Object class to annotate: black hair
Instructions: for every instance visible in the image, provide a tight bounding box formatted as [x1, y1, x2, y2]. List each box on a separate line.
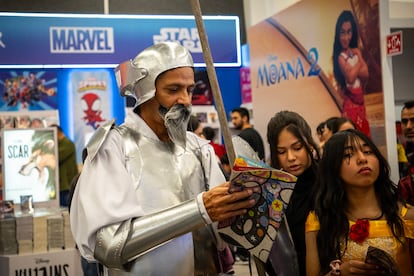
[267, 110, 320, 169]
[202, 126, 216, 141]
[220, 154, 229, 165]
[314, 129, 404, 273]
[231, 107, 250, 122]
[187, 115, 200, 132]
[332, 117, 356, 133]
[316, 121, 326, 136]
[50, 124, 63, 133]
[333, 10, 359, 90]
[324, 116, 340, 132]
[402, 100, 414, 111]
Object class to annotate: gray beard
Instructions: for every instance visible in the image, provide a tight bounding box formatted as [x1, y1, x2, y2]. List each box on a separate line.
[159, 104, 192, 149]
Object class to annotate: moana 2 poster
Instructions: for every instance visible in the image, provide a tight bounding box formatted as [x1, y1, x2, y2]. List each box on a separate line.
[248, 0, 386, 156]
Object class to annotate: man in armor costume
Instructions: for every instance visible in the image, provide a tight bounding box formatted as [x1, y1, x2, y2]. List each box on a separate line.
[70, 42, 255, 275]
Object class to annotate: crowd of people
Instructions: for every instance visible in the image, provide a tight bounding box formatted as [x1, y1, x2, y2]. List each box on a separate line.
[65, 41, 414, 276]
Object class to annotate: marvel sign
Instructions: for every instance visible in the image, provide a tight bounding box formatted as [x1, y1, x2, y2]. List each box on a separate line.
[386, 31, 403, 56]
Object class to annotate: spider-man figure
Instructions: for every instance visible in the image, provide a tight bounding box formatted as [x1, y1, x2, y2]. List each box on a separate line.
[81, 93, 105, 129]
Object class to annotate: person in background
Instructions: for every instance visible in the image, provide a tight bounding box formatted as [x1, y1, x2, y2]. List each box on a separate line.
[219, 154, 232, 180]
[316, 121, 326, 145]
[396, 120, 410, 179]
[333, 10, 371, 138]
[333, 116, 356, 133]
[397, 137, 409, 179]
[317, 116, 338, 156]
[306, 129, 414, 275]
[187, 114, 204, 138]
[202, 126, 226, 160]
[401, 100, 414, 166]
[322, 116, 339, 142]
[50, 124, 78, 207]
[398, 100, 414, 205]
[319, 117, 356, 156]
[231, 107, 265, 161]
[70, 42, 254, 275]
[263, 110, 320, 275]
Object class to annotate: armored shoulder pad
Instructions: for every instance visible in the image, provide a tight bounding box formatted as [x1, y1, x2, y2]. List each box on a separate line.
[85, 119, 116, 162]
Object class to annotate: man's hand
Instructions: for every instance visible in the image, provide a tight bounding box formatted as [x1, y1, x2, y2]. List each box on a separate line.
[203, 182, 256, 222]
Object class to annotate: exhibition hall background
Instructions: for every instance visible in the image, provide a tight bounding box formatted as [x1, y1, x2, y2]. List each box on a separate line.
[1, 0, 414, 182]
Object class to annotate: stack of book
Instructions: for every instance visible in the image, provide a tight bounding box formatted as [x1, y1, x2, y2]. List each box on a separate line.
[33, 214, 48, 253]
[16, 214, 33, 254]
[61, 210, 76, 249]
[0, 217, 18, 254]
[47, 214, 64, 251]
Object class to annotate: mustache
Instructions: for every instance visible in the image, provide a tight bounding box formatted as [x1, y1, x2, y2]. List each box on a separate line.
[159, 104, 192, 148]
[160, 104, 191, 127]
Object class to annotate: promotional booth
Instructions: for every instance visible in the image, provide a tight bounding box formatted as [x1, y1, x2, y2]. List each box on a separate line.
[0, 12, 242, 275]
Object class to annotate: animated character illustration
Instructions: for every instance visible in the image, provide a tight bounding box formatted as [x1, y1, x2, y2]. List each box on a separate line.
[2, 72, 56, 109]
[19, 130, 57, 201]
[81, 92, 105, 129]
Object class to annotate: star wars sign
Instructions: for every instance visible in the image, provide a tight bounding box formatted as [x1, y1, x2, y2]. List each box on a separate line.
[386, 31, 403, 56]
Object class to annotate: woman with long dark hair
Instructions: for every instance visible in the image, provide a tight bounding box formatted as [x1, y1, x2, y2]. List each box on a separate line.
[306, 129, 414, 275]
[264, 110, 320, 275]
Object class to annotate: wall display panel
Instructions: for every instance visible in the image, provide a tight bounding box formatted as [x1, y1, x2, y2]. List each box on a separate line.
[0, 13, 241, 68]
[0, 70, 58, 111]
[57, 68, 125, 164]
[248, 0, 387, 157]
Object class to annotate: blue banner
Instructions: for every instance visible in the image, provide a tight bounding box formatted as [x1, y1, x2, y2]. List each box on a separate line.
[0, 13, 240, 68]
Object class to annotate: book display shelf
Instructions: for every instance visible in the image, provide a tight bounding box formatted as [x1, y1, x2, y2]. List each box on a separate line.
[0, 208, 82, 276]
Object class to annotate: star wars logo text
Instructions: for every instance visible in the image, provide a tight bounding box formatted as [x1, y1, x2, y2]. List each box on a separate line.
[50, 27, 114, 53]
[153, 28, 202, 52]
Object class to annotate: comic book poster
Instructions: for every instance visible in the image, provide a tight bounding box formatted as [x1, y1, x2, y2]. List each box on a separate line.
[1, 128, 59, 209]
[0, 70, 58, 111]
[218, 156, 297, 262]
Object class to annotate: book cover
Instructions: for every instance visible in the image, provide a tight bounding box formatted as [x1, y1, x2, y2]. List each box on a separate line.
[365, 246, 400, 275]
[218, 155, 297, 262]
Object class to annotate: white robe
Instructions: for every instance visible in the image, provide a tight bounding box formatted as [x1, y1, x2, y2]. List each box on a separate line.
[70, 111, 225, 275]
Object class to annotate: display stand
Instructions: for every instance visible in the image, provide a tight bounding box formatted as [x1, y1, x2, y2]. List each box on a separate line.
[0, 248, 82, 276]
[0, 206, 82, 275]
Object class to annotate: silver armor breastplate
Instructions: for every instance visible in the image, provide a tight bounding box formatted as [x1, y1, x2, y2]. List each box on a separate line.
[116, 125, 206, 210]
[101, 125, 209, 276]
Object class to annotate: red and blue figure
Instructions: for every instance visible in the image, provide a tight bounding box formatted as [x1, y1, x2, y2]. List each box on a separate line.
[81, 92, 105, 130]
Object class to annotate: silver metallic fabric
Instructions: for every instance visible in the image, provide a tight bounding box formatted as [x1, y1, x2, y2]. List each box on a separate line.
[86, 118, 115, 161]
[79, 117, 223, 275]
[94, 199, 205, 270]
[114, 42, 194, 106]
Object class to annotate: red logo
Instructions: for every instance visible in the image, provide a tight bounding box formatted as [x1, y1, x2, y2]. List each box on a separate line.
[386, 31, 403, 56]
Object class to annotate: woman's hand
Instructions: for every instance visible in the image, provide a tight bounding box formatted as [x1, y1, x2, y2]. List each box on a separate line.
[338, 260, 383, 275]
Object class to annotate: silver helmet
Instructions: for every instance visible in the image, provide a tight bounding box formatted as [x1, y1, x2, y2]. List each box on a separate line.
[115, 42, 194, 106]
